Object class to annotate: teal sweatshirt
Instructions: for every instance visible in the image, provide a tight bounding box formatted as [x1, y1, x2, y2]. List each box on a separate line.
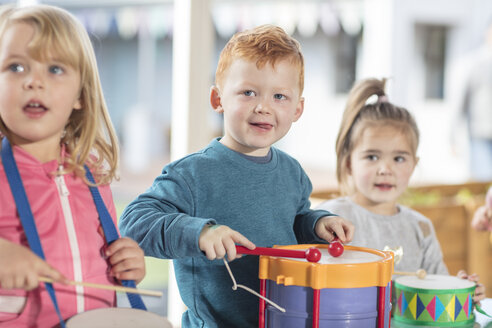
[119, 138, 334, 327]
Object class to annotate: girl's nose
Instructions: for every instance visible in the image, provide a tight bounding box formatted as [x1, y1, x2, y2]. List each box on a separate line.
[377, 162, 392, 175]
[24, 72, 44, 90]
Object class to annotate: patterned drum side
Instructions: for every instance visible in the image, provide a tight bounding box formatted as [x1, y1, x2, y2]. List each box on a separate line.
[393, 274, 475, 327]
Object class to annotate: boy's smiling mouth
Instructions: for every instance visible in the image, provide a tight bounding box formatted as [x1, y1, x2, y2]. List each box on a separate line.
[250, 122, 273, 130]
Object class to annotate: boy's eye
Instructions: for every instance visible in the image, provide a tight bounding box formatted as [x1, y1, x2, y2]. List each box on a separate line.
[8, 63, 24, 73]
[274, 94, 286, 100]
[49, 65, 64, 74]
[243, 90, 255, 97]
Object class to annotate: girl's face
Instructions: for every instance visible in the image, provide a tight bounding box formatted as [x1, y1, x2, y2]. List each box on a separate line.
[0, 22, 81, 162]
[348, 125, 418, 215]
[210, 58, 304, 156]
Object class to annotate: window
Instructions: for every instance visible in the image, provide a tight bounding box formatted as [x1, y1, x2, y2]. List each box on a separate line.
[415, 24, 448, 100]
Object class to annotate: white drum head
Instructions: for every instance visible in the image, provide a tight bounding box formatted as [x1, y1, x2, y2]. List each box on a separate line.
[294, 248, 382, 264]
[66, 308, 172, 328]
[395, 274, 476, 290]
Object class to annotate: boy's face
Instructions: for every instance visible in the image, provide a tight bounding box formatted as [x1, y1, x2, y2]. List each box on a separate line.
[210, 58, 304, 156]
[0, 22, 81, 159]
[348, 125, 418, 215]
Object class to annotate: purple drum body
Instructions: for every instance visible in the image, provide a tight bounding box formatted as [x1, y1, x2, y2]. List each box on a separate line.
[266, 282, 391, 328]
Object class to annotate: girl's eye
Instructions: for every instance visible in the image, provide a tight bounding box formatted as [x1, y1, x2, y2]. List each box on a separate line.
[367, 154, 378, 161]
[8, 63, 24, 73]
[394, 156, 405, 163]
[243, 90, 255, 97]
[274, 94, 286, 100]
[49, 65, 64, 75]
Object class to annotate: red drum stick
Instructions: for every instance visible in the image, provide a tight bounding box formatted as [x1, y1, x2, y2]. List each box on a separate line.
[236, 245, 321, 263]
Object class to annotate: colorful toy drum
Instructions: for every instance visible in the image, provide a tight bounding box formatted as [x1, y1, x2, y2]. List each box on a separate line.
[258, 244, 394, 328]
[66, 308, 172, 328]
[393, 274, 476, 327]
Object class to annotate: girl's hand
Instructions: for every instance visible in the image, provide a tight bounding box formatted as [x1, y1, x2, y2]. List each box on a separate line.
[315, 216, 355, 244]
[457, 270, 485, 304]
[199, 224, 255, 262]
[106, 237, 146, 284]
[471, 205, 492, 231]
[0, 238, 65, 290]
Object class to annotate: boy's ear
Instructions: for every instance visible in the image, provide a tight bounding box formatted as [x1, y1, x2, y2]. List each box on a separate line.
[292, 97, 304, 122]
[210, 86, 223, 113]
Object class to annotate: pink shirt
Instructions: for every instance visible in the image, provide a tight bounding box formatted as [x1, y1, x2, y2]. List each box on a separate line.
[0, 145, 117, 327]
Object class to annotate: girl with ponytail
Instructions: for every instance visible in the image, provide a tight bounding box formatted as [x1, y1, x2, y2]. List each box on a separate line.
[317, 78, 485, 303]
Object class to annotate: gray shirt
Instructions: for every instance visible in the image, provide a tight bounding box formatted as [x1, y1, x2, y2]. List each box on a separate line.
[316, 197, 448, 275]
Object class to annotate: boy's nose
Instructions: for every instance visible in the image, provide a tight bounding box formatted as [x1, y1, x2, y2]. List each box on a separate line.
[254, 101, 271, 115]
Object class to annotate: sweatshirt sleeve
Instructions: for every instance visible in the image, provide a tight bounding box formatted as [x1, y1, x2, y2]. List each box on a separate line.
[119, 165, 215, 259]
[293, 169, 336, 244]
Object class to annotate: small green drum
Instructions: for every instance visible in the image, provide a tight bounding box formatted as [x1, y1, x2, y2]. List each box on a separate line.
[393, 274, 475, 327]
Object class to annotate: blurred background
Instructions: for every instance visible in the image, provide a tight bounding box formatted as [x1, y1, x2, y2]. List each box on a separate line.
[5, 0, 492, 325]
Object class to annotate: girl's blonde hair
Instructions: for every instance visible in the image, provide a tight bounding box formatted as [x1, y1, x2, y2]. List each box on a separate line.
[336, 78, 419, 195]
[0, 4, 118, 185]
[215, 24, 304, 94]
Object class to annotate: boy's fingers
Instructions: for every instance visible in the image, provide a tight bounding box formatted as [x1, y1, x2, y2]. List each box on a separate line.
[317, 228, 335, 242]
[233, 232, 255, 250]
[331, 225, 347, 243]
[224, 239, 238, 261]
[203, 245, 216, 260]
[213, 243, 226, 259]
[344, 223, 354, 242]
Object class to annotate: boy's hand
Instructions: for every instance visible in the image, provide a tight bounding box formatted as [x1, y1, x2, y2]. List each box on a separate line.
[457, 270, 485, 304]
[471, 205, 492, 231]
[199, 224, 255, 261]
[315, 216, 354, 244]
[106, 237, 146, 284]
[0, 238, 66, 290]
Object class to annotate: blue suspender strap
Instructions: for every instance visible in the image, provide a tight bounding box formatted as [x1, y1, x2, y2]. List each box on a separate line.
[84, 166, 147, 310]
[1, 138, 66, 327]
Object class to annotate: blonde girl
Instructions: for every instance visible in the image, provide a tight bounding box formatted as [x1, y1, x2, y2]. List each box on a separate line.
[317, 78, 485, 303]
[0, 4, 145, 326]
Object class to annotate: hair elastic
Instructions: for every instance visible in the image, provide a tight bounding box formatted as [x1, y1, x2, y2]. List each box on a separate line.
[378, 95, 389, 103]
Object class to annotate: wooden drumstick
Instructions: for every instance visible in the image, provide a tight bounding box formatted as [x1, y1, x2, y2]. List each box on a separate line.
[394, 269, 427, 279]
[235, 245, 321, 262]
[38, 277, 163, 297]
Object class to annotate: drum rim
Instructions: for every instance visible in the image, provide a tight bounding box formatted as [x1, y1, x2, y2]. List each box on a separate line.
[67, 307, 168, 322]
[394, 275, 476, 294]
[258, 244, 394, 289]
[393, 315, 476, 327]
[394, 282, 476, 294]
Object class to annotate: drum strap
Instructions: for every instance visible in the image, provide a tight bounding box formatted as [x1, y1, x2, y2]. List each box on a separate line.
[84, 167, 147, 310]
[1, 137, 146, 328]
[1, 137, 66, 327]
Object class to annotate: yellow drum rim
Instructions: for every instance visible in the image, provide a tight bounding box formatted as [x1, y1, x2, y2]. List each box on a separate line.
[258, 244, 394, 289]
